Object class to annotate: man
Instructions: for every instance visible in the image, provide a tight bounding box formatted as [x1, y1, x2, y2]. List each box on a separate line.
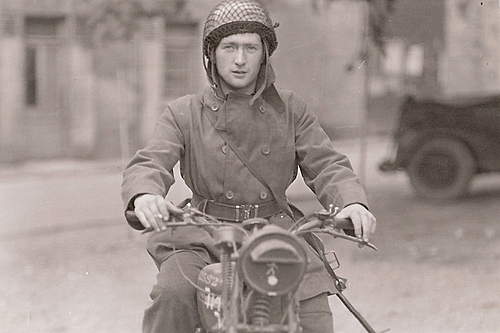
[121, 1, 376, 332]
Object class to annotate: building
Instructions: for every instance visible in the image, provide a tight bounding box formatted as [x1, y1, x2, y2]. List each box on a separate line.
[369, 0, 500, 133]
[2, 0, 498, 163]
[0, 0, 196, 162]
[0, 0, 370, 163]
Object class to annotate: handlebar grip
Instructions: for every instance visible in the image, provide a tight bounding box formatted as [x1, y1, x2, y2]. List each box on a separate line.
[125, 210, 141, 224]
[332, 218, 354, 230]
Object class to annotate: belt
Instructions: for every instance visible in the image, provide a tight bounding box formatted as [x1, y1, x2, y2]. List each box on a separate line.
[192, 194, 282, 223]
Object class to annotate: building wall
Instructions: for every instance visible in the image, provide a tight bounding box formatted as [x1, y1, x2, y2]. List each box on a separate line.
[0, 0, 170, 162]
[0, 0, 96, 162]
[441, 0, 500, 96]
[0, 2, 25, 162]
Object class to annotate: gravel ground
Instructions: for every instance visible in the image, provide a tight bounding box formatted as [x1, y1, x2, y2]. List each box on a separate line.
[1, 136, 500, 333]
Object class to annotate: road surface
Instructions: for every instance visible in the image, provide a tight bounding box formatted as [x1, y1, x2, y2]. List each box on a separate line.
[1, 136, 500, 333]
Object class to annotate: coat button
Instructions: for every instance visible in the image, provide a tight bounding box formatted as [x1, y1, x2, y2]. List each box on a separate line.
[225, 191, 234, 199]
[210, 104, 219, 112]
[261, 145, 270, 155]
[221, 143, 228, 154]
[260, 191, 268, 200]
[259, 105, 265, 113]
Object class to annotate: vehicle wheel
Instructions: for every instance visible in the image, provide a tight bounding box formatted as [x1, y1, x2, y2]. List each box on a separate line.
[406, 138, 476, 200]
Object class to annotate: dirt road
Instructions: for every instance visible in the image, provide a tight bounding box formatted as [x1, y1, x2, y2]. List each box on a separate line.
[1, 136, 499, 333]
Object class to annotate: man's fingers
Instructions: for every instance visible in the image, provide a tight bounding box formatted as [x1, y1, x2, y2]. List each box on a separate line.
[133, 194, 177, 231]
[360, 214, 370, 242]
[362, 211, 376, 238]
[350, 213, 362, 239]
[166, 200, 184, 215]
[370, 215, 377, 234]
[156, 196, 170, 222]
[143, 209, 162, 231]
[150, 204, 167, 231]
[135, 210, 151, 230]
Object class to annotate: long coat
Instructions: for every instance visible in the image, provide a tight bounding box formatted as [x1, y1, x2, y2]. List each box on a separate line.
[121, 84, 368, 300]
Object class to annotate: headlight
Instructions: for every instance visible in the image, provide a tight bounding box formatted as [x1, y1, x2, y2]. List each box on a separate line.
[237, 225, 307, 296]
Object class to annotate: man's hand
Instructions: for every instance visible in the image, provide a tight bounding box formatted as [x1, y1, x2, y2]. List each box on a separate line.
[133, 194, 184, 231]
[336, 203, 376, 242]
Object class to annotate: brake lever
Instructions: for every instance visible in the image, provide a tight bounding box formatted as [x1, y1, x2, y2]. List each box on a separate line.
[315, 205, 340, 220]
[140, 211, 188, 234]
[295, 219, 323, 233]
[322, 226, 378, 251]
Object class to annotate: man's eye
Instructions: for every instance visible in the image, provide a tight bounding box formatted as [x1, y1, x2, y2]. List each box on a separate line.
[223, 45, 235, 50]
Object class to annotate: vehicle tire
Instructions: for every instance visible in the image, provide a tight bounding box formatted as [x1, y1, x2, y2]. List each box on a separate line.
[406, 138, 476, 200]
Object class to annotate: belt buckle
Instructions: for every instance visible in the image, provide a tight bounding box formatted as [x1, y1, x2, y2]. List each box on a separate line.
[243, 204, 252, 220]
[236, 204, 257, 221]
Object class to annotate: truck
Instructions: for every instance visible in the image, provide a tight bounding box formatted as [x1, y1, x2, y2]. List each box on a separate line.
[379, 94, 500, 200]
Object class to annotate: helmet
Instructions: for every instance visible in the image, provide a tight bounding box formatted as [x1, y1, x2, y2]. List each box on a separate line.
[202, 0, 278, 59]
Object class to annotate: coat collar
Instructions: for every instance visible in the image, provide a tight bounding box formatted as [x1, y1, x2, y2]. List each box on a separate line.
[201, 82, 285, 114]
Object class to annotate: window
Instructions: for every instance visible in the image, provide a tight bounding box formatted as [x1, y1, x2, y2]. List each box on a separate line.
[25, 46, 38, 106]
[24, 16, 64, 37]
[23, 16, 64, 107]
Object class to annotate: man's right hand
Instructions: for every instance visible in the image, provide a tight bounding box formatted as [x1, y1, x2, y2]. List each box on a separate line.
[133, 194, 184, 231]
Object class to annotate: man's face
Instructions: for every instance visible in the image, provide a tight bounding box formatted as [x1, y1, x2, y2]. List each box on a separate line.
[215, 33, 264, 94]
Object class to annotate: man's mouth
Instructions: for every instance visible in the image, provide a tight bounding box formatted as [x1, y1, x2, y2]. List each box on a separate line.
[232, 70, 247, 75]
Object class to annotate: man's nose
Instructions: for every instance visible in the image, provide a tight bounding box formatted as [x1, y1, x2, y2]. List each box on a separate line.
[234, 48, 246, 65]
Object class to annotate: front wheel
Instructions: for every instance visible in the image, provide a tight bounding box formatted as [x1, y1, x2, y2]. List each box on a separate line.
[406, 138, 476, 200]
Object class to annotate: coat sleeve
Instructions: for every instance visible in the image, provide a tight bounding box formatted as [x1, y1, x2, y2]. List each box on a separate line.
[121, 105, 185, 229]
[292, 94, 368, 210]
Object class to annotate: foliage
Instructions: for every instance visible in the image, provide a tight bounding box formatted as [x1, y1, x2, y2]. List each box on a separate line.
[367, 0, 396, 51]
[314, 0, 396, 52]
[81, 0, 187, 42]
[83, 0, 394, 50]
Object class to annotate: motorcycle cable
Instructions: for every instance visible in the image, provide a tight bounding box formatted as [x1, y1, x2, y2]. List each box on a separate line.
[314, 236, 381, 333]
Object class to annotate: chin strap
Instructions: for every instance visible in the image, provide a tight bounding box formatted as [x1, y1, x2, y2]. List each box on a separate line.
[250, 39, 270, 105]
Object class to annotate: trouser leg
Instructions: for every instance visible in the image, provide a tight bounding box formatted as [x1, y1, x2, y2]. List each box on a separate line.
[299, 293, 334, 333]
[143, 251, 208, 333]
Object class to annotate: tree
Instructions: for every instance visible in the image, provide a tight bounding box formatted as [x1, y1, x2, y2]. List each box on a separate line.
[80, 0, 187, 43]
[313, 0, 396, 52]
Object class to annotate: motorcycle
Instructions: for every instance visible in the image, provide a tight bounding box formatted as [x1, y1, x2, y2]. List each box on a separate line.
[127, 204, 379, 333]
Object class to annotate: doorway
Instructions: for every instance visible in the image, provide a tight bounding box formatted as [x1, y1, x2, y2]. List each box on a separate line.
[23, 16, 68, 159]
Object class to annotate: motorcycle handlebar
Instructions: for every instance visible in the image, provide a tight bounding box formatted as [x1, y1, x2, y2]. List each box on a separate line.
[125, 208, 376, 250]
[327, 218, 353, 230]
[125, 209, 353, 231]
[125, 210, 143, 226]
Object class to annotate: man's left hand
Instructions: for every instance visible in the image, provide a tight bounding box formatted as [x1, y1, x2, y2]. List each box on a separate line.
[336, 203, 376, 242]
